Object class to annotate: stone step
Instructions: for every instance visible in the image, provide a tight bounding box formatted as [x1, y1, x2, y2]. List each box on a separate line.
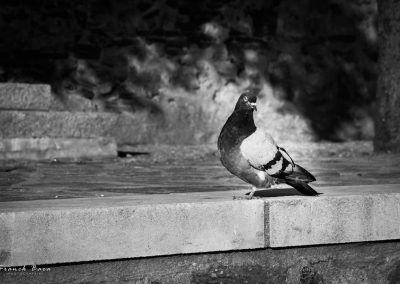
[0, 110, 166, 145]
[0, 137, 117, 160]
[0, 83, 54, 110]
[0, 83, 98, 111]
[0, 110, 119, 139]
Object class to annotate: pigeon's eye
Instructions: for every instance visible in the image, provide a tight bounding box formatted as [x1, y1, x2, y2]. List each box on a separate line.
[243, 96, 248, 102]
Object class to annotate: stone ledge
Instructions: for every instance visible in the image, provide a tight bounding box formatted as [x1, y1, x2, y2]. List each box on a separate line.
[0, 184, 399, 266]
[0, 137, 117, 160]
[0, 197, 265, 266]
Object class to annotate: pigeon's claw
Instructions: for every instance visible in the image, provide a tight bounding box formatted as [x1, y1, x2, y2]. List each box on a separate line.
[232, 186, 259, 200]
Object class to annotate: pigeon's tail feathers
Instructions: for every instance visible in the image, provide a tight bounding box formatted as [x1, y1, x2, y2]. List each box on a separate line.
[285, 179, 320, 196]
[290, 164, 316, 183]
[283, 163, 318, 196]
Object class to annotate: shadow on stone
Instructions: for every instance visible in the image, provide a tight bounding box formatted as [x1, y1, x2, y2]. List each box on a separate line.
[117, 151, 150, 158]
[249, 188, 305, 197]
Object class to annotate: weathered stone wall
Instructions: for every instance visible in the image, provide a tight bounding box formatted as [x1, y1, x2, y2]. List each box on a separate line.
[1, 242, 399, 283]
[0, 0, 377, 144]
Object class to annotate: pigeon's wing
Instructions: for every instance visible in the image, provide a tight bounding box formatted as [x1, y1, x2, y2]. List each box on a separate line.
[240, 129, 319, 196]
[240, 129, 295, 177]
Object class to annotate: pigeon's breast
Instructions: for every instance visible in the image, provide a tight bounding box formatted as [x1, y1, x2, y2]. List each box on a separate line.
[240, 129, 277, 169]
[218, 112, 268, 187]
[220, 145, 270, 188]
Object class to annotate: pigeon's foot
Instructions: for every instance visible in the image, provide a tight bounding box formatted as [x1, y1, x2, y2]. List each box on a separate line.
[233, 186, 260, 200]
[248, 186, 257, 199]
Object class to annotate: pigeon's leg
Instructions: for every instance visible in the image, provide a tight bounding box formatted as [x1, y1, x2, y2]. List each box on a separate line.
[247, 186, 257, 199]
[232, 186, 259, 200]
[265, 176, 279, 188]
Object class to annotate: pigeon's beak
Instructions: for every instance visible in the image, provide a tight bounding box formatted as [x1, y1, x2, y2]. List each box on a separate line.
[250, 102, 257, 111]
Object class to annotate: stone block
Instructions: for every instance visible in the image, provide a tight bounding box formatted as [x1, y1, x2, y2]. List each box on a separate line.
[0, 137, 117, 160]
[267, 185, 400, 247]
[0, 111, 119, 139]
[0, 83, 53, 110]
[0, 199, 265, 266]
[0, 110, 164, 145]
[0, 83, 101, 112]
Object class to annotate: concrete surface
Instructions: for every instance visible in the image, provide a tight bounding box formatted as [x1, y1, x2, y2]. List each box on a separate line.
[3, 150, 400, 202]
[0, 137, 117, 160]
[1, 184, 400, 266]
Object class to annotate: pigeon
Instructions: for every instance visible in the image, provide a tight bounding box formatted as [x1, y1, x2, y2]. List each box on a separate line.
[217, 89, 319, 198]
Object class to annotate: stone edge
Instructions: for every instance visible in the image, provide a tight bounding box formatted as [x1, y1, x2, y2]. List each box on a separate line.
[1, 184, 400, 266]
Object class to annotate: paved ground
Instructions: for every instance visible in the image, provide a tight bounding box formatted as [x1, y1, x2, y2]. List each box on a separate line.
[0, 141, 399, 202]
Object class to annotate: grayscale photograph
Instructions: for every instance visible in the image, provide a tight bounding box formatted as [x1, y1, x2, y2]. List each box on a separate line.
[0, 0, 399, 283]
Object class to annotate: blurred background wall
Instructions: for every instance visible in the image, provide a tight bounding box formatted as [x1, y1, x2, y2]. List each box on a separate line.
[0, 0, 377, 144]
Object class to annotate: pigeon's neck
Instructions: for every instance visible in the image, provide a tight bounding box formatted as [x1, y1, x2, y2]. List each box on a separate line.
[218, 109, 256, 152]
[229, 109, 256, 136]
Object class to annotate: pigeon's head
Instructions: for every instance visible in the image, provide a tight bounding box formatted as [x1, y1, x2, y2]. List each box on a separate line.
[235, 89, 258, 111]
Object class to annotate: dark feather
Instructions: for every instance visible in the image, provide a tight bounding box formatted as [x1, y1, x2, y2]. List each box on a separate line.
[284, 179, 320, 196]
[262, 150, 282, 170]
[291, 164, 316, 183]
